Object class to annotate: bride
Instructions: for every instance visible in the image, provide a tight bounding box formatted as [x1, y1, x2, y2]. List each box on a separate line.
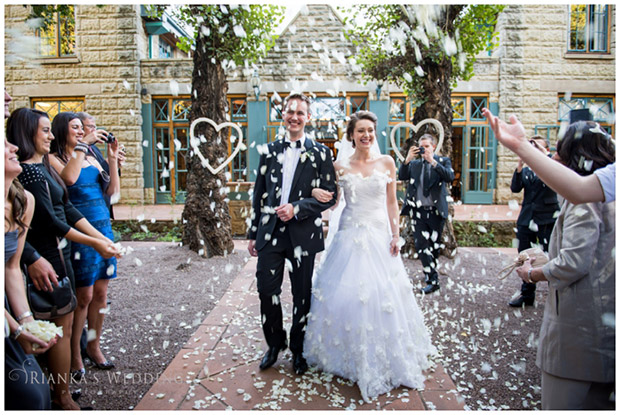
[303, 111, 436, 402]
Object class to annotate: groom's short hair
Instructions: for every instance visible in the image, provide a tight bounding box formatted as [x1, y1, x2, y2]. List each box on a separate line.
[283, 93, 312, 113]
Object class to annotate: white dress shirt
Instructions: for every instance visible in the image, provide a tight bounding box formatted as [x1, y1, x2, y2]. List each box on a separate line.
[280, 135, 305, 205]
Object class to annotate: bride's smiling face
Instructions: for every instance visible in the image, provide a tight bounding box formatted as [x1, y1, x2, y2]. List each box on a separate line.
[352, 119, 375, 149]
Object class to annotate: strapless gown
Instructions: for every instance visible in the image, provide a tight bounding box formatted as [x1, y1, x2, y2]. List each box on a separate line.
[68, 165, 116, 287]
[303, 170, 436, 402]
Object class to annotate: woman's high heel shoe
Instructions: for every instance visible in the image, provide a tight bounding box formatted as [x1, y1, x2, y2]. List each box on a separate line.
[85, 352, 115, 370]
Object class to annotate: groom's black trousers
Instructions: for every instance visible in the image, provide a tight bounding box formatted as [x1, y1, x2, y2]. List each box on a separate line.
[255, 220, 315, 355]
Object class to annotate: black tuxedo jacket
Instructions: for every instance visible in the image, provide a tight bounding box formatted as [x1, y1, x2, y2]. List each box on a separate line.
[511, 166, 559, 227]
[248, 138, 337, 254]
[398, 154, 454, 219]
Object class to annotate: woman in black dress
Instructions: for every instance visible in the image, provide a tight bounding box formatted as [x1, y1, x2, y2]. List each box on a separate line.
[7, 108, 120, 410]
[5, 137, 58, 410]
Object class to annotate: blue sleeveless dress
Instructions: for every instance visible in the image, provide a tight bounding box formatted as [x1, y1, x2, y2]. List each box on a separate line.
[67, 165, 117, 287]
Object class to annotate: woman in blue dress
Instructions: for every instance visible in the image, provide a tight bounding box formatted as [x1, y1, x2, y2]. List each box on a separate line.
[50, 112, 120, 378]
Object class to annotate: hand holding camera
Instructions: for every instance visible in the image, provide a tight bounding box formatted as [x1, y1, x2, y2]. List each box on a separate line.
[82, 129, 110, 146]
[103, 132, 116, 144]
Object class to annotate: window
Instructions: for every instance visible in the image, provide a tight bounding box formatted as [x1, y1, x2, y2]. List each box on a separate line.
[31, 98, 84, 119]
[389, 96, 417, 122]
[387, 95, 420, 168]
[534, 94, 615, 149]
[267, 94, 368, 155]
[227, 96, 248, 182]
[568, 5, 610, 53]
[151, 96, 247, 202]
[34, 5, 75, 57]
[158, 39, 172, 58]
[151, 98, 191, 203]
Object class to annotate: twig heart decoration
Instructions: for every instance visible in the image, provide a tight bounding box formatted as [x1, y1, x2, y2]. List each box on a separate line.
[189, 117, 244, 175]
[389, 119, 444, 162]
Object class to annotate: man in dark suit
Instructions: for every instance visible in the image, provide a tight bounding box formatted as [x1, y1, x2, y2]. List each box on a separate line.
[509, 136, 559, 307]
[247, 93, 337, 375]
[399, 133, 454, 294]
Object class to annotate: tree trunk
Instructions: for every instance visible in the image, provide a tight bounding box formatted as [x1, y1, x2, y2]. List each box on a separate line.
[402, 42, 459, 258]
[181, 27, 235, 258]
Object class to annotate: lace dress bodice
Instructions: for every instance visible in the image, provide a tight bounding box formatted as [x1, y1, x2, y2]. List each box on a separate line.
[338, 170, 391, 234]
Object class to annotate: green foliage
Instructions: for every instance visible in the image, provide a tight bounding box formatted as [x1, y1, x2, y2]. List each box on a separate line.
[27, 5, 74, 29]
[453, 221, 513, 248]
[144, 4, 284, 65]
[112, 221, 182, 242]
[340, 5, 505, 99]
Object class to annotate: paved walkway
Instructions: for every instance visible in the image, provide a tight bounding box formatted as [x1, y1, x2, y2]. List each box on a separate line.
[114, 203, 518, 223]
[135, 240, 467, 410]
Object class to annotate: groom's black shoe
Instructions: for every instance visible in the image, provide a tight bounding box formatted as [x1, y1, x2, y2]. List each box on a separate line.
[259, 343, 286, 370]
[293, 354, 308, 375]
[421, 283, 440, 294]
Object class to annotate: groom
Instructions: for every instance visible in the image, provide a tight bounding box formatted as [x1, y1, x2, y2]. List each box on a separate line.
[247, 93, 337, 375]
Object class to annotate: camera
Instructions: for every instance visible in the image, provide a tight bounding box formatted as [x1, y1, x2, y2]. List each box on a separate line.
[418, 147, 425, 155]
[104, 132, 116, 143]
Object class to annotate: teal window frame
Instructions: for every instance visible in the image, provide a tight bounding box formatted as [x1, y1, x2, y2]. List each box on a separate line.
[568, 5, 610, 53]
[558, 96, 615, 123]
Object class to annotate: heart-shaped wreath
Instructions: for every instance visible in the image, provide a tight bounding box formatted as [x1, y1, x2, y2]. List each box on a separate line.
[389, 118, 444, 162]
[189, 117, 244, 175]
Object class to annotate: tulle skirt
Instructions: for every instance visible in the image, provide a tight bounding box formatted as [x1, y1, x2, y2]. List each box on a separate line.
[304, 224, 436, 402]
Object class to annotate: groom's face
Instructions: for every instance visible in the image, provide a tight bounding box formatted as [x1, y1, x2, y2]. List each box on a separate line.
[283, 98, 311, 137]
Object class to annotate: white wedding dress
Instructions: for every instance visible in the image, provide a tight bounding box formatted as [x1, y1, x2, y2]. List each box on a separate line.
[304, 167, 436, 402]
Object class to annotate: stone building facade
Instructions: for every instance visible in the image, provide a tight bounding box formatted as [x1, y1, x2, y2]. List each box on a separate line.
[4, 4, 616, 216]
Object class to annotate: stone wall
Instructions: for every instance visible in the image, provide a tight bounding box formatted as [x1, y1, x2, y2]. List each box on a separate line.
[5, 4, 615, 209]
[492, 4, 615, 202]
[5, 4, 146, 204]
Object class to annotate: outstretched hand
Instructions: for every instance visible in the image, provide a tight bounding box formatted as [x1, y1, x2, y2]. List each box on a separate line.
[482, 108, 527, 153]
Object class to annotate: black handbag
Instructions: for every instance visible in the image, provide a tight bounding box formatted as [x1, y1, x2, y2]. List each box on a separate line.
[26, 180, 77, 319]
[27, 275, 77, 319]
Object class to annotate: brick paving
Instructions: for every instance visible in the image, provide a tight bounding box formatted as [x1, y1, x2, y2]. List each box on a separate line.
[134, 240, 467, 410]
[124, 205, 514, 410]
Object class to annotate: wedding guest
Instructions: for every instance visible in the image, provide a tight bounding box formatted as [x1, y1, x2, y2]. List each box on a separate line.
[75, 111, 125, 362]
[508, 136, 558, 307]
[4, 91, 57, 410]
[75, 111, 125, 218]
[50, 112, 120, 378]
[7, 107, 119, 410]
[482, 108, 615, 204]
[399, 133, 454, 294]
[515, 121, 615, 409]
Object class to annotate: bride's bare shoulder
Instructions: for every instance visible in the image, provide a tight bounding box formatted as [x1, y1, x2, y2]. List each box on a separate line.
[378, 155, 396, 169]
